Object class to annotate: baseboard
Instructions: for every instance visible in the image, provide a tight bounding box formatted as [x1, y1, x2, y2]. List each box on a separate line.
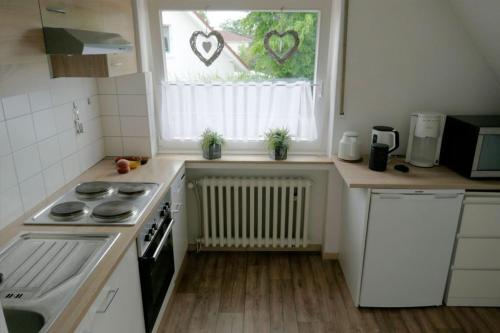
[187, 243, 322, 252]
[322, 252, 339, 260]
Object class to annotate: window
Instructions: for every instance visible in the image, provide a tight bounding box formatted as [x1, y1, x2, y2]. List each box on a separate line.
[151, 2, 333, 154]
[162, 24, 171, 53]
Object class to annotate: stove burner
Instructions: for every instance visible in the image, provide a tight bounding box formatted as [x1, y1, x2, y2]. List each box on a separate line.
[50, 201, 88, 220]
[92, 201, 136, 222]
[75, 182, 112, 197]
[118, 184, 147, 196]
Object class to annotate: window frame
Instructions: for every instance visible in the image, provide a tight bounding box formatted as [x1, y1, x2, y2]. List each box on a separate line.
[148, 0, 335, 155]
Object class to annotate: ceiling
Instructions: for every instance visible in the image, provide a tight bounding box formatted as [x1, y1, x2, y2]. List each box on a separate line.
[450, 0, 500, 83]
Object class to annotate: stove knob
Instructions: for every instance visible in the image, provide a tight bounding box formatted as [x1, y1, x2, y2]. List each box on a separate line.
[149, 229, 155, 236]
[151, 223, 158, 230]
[144, 234, 152, 241]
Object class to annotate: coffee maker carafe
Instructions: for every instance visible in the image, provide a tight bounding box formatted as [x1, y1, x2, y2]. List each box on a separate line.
[405, 113, 446, 167]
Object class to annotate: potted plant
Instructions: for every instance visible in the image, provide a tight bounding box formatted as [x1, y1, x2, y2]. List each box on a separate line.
[265, 127, 291, 161]
[201, 128, 225, 160]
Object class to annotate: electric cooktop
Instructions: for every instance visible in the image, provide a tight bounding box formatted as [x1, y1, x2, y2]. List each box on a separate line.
[25, 181, 162, 226]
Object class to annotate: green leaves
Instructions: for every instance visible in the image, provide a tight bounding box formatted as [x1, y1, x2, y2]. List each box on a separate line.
[200, 128, 225, 150]
[265, 128, 291, 151]
[223, 12, 318, 81]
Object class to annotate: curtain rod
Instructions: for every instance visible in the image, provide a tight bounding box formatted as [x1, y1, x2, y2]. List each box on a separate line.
[162, 82, 322, 87]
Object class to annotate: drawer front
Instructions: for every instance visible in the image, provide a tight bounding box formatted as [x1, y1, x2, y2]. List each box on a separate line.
[459, 204, 500, 236]
[453, 238, 500, 269]
[447, 270, 500, 299]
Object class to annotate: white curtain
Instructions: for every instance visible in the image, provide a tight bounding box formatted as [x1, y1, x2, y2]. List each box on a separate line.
[160, 81, 317, 141]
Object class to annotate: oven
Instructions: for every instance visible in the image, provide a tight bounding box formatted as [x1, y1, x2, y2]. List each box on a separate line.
[137, 197, 175, 333]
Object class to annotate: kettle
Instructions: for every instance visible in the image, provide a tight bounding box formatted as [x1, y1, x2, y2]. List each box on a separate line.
[371, 126, 399, 154]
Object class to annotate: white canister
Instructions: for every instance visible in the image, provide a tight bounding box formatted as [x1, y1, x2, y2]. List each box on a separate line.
[338, 131, 361, 161]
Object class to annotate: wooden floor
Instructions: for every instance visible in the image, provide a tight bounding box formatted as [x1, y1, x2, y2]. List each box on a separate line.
[159, 252, 500, 333]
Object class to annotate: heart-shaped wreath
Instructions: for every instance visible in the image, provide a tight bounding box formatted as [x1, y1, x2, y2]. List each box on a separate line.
[264, 30, 300, 65]
[189, 31, 225, 67]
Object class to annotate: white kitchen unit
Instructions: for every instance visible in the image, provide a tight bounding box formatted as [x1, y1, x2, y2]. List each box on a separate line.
[340, 186, 464, 307]
[171, 168, 188, 277]
[446, 192, 500, 306]
[76, 244, 145, 333]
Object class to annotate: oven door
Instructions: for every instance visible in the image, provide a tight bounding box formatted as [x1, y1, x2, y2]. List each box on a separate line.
[138, 219, 175, 333]
[471, 129, 500, 178]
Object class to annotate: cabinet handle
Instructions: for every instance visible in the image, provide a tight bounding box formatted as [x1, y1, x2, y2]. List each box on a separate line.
[96, 288, 119, 314]
[111, 62, 124, 67]
[46, 7, 66, 14]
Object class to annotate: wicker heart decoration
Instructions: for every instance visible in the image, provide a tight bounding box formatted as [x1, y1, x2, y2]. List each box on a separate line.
[190, 31, 225, 67]
[264, 30, 300, 65]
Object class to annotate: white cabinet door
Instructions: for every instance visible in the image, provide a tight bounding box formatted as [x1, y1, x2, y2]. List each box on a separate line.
[171, 169, 188, 274]
[76, 244, 145, 333]
[360, 190, 463, 307]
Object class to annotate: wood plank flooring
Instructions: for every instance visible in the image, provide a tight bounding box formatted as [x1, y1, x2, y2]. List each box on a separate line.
[158, 252, 500, 333]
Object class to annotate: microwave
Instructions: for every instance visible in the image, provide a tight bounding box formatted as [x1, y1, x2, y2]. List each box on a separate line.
[440, 115, 500, 178]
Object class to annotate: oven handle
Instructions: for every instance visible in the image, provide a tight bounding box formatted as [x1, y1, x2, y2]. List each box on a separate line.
[151, 220, 174, 261]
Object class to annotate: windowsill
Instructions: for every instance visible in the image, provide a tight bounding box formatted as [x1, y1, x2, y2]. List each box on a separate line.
[156, 153, 334, 164]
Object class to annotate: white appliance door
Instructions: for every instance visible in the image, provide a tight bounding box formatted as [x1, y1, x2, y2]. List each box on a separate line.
[359, 190, 463, 307]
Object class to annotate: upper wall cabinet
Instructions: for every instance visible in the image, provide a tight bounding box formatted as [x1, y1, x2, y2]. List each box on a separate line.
[39, 0, 137, 77]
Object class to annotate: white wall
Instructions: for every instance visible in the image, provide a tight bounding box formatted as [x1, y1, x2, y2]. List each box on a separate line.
[450, 0, 500, 84]
[332, 0, 500, 155]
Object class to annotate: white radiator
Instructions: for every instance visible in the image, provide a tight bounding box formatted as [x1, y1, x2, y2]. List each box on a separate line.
[198, 177, 312, 248]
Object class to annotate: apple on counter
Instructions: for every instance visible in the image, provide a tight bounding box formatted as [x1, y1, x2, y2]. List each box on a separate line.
[114, 156, 148, 174]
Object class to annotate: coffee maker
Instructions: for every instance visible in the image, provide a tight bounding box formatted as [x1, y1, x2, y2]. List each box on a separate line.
[405, 113, 446, 167]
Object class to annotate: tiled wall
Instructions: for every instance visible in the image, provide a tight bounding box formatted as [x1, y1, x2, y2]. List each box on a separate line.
[98, 72, 157, 157]
[0, 78, 104, 228]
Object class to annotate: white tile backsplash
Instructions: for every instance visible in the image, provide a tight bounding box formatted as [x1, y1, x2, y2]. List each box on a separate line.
[118, 95, 148, 116]
[0, 155, 18, 192]
[38, 136, 61, 169]
[103, 137, 123, 156]
[99, 72, 155, 157]
[122, 137, 152, 156]
[6, 114, 36, 151]
[43, 162, 65, 195]
[20, 173, 46, 212]
[97, 78, 117, 95]
[62, 153, 81, 182]
[0, 186, 23, 227]
[102, 116, 122, 136]
[0, 77, 104, 229]
[58, 129, 78, 158]
[0, 122, 11, 156]
[120, 116, 149, 137]
[13, 145, 42, 182]
[2, 94, 31, 119]
[33, 108, 57, 141]
[29, 90, 52, 112]
[53, 103, 74, 133]
[116, 73, 147, 95]
[99, 95, 119, 115]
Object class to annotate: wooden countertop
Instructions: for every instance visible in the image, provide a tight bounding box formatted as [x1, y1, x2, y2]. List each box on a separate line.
[0, 153, 333, 332]
[333, 156, 500, 190]
[0, 156, 185, 333]
[2, 153, 499, 331]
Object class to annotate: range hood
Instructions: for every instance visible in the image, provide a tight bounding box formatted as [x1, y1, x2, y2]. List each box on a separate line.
[43, 27, 133, 55]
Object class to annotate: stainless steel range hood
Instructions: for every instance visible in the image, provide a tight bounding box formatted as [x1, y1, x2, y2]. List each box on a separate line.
[43, 27, 133, 55]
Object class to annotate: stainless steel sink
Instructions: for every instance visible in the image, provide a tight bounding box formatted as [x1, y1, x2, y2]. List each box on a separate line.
[0, 232, 119, 333]
[4, 309, 45, 333]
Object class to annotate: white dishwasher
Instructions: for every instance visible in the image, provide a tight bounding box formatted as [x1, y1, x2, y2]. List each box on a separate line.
[359, 189, 464, 307]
